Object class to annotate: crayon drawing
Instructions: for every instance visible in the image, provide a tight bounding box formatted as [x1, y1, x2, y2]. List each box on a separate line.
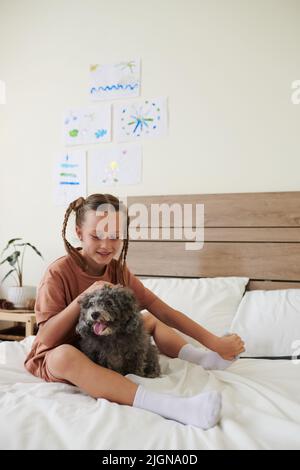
[0, 80, 6, 104]
[114, 97, 168, 142]
[89, 144, 142, 186]
[54, 150, 86, 205]
[89, 59, 141, 101]
[63, 105, 111, 145]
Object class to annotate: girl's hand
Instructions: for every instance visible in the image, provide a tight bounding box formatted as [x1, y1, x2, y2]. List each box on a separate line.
[78, 280, 114, 300]
[214, 334, 245, 360]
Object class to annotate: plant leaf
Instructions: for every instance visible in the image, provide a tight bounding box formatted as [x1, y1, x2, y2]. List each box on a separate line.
[0, 238, 22, 256]
[5, 251, 21, 267]
[0, 252, 20, 266]
[0, 269, 16, 284]
[27, 243, 43, 259]
[14, 242, 43, 258]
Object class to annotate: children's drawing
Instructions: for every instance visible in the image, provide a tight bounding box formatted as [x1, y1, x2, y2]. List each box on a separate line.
[54, 150, 86, 205]
[89, 59, 141, 101]
[63, 105, 111, 145]
[89, 144, 142, 185]
[114, 97, 168, 142]
[0, 80, 6, 104]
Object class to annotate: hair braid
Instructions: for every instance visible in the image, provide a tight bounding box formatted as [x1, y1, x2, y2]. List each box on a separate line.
[114, 207, 130, 285]
[62, 197, 87, 271]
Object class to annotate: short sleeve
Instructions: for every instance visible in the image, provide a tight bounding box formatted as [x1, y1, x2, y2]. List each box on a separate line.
[34, 268, 68, 326]
[124, 265, 158, 311]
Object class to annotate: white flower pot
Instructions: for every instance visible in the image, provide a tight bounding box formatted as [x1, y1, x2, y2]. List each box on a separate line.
[7, 286, 36, 309]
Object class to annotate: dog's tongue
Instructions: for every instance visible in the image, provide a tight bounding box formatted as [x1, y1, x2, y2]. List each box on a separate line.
[93, 322, 107, 335]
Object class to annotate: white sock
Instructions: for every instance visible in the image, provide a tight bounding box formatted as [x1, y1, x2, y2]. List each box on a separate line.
[132, 384, 221, 430]
[178, 343, 236, 370]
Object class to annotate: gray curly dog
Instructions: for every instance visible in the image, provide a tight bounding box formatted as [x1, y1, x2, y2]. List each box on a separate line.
[76, 284, 161, 378]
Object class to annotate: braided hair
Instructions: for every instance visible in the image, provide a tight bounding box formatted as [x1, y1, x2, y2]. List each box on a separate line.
[62, 194, 129, 286]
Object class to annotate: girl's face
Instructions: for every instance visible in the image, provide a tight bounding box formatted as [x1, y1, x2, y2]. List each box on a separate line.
[76, 210, 125, 274]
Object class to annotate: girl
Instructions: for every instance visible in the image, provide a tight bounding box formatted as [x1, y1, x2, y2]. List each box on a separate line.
[24, 193, 245, 430]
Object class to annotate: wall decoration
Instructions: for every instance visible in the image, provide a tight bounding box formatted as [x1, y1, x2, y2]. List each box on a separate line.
[89, 59, 141, 101]
[63, 105, 111, 145]
[54, 150, 86, 205]
[114, 97, 168, 142]
[89, 143, 142, 185]
[0, 80, 6, 104]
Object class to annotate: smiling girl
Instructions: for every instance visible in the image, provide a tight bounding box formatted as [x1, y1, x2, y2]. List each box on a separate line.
[24, 193, 244, 429]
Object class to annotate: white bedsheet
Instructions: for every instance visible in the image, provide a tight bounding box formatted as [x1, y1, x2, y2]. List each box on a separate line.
[0, 337, 299, 450]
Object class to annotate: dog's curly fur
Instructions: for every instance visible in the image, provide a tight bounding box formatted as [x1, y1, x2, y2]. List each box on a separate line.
[76, 285, 161, 378]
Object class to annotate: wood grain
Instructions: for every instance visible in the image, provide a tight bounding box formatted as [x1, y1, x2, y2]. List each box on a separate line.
[125, 191, 300, 289]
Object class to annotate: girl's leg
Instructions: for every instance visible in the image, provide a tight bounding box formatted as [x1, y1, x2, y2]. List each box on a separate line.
[46, 344, 138, 405]
[46, 343, 221, 429]
[143, 313, 236, 370]
[142, 312, 188, 357]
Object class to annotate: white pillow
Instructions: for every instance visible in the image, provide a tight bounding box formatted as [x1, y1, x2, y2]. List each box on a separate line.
[139, 276, 249, 347]
[229, 289, 300, 357]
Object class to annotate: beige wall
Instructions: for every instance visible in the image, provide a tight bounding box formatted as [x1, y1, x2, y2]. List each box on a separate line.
[0, 0, 300, 294]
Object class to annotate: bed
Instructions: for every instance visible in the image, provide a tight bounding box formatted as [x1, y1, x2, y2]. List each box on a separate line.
[1, 191, 300, 450]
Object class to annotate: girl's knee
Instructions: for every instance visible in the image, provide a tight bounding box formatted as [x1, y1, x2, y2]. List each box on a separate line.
[142, 312, 158, 334]
[47, 344, 78, 377]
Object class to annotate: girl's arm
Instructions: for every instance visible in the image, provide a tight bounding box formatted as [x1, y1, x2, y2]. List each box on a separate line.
[37, 296, 82, 348]
[147, 297, 244, 359]
[37, 280, 113, 348]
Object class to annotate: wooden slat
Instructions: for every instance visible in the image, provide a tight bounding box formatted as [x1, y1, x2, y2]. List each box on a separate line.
[127, 241, 300, 281]
[127, 191, 300, 227]
[128, 227, 300, 242]
[0, 312, 36, 322]
[204, 228, 300, 242]
[248, 281, 300, 290]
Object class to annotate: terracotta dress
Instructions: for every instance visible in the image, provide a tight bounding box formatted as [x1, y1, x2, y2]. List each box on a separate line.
[24, 249, 158, 384]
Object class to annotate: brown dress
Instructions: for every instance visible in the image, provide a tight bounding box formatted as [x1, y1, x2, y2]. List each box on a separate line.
[24, 249, 158, 384]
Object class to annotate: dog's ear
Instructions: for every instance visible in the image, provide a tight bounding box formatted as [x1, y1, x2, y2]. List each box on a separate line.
[114, 286, 139, 311]
[78, 293, 92, 311]
[124, 315, 140, 334]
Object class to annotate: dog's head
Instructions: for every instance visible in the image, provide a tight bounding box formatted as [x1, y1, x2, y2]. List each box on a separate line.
[76, 284, 140, 338]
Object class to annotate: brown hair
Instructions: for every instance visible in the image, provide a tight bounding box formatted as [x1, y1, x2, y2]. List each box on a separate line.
[62, 194, 129, 285]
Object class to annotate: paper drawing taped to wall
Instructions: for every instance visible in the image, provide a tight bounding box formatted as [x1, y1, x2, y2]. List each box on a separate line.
[89, 59, 141, 101]
[89, 144, 142, 185]
[54, 150, 86, 206]
[63, 105, 111, 145]
[114, 97, 168, 142]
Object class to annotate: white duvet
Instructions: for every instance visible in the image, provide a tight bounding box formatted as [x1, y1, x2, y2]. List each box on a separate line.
[0, 336, 300, 450]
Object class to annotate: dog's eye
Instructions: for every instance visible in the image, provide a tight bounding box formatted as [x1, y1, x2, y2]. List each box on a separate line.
[84, 302, 96, 312]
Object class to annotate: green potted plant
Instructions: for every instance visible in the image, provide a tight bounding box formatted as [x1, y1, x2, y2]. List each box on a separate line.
[0, 238, 43, 308]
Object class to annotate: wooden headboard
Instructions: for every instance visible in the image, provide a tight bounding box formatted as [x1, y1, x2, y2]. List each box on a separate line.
[126, 191, 300, 290]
